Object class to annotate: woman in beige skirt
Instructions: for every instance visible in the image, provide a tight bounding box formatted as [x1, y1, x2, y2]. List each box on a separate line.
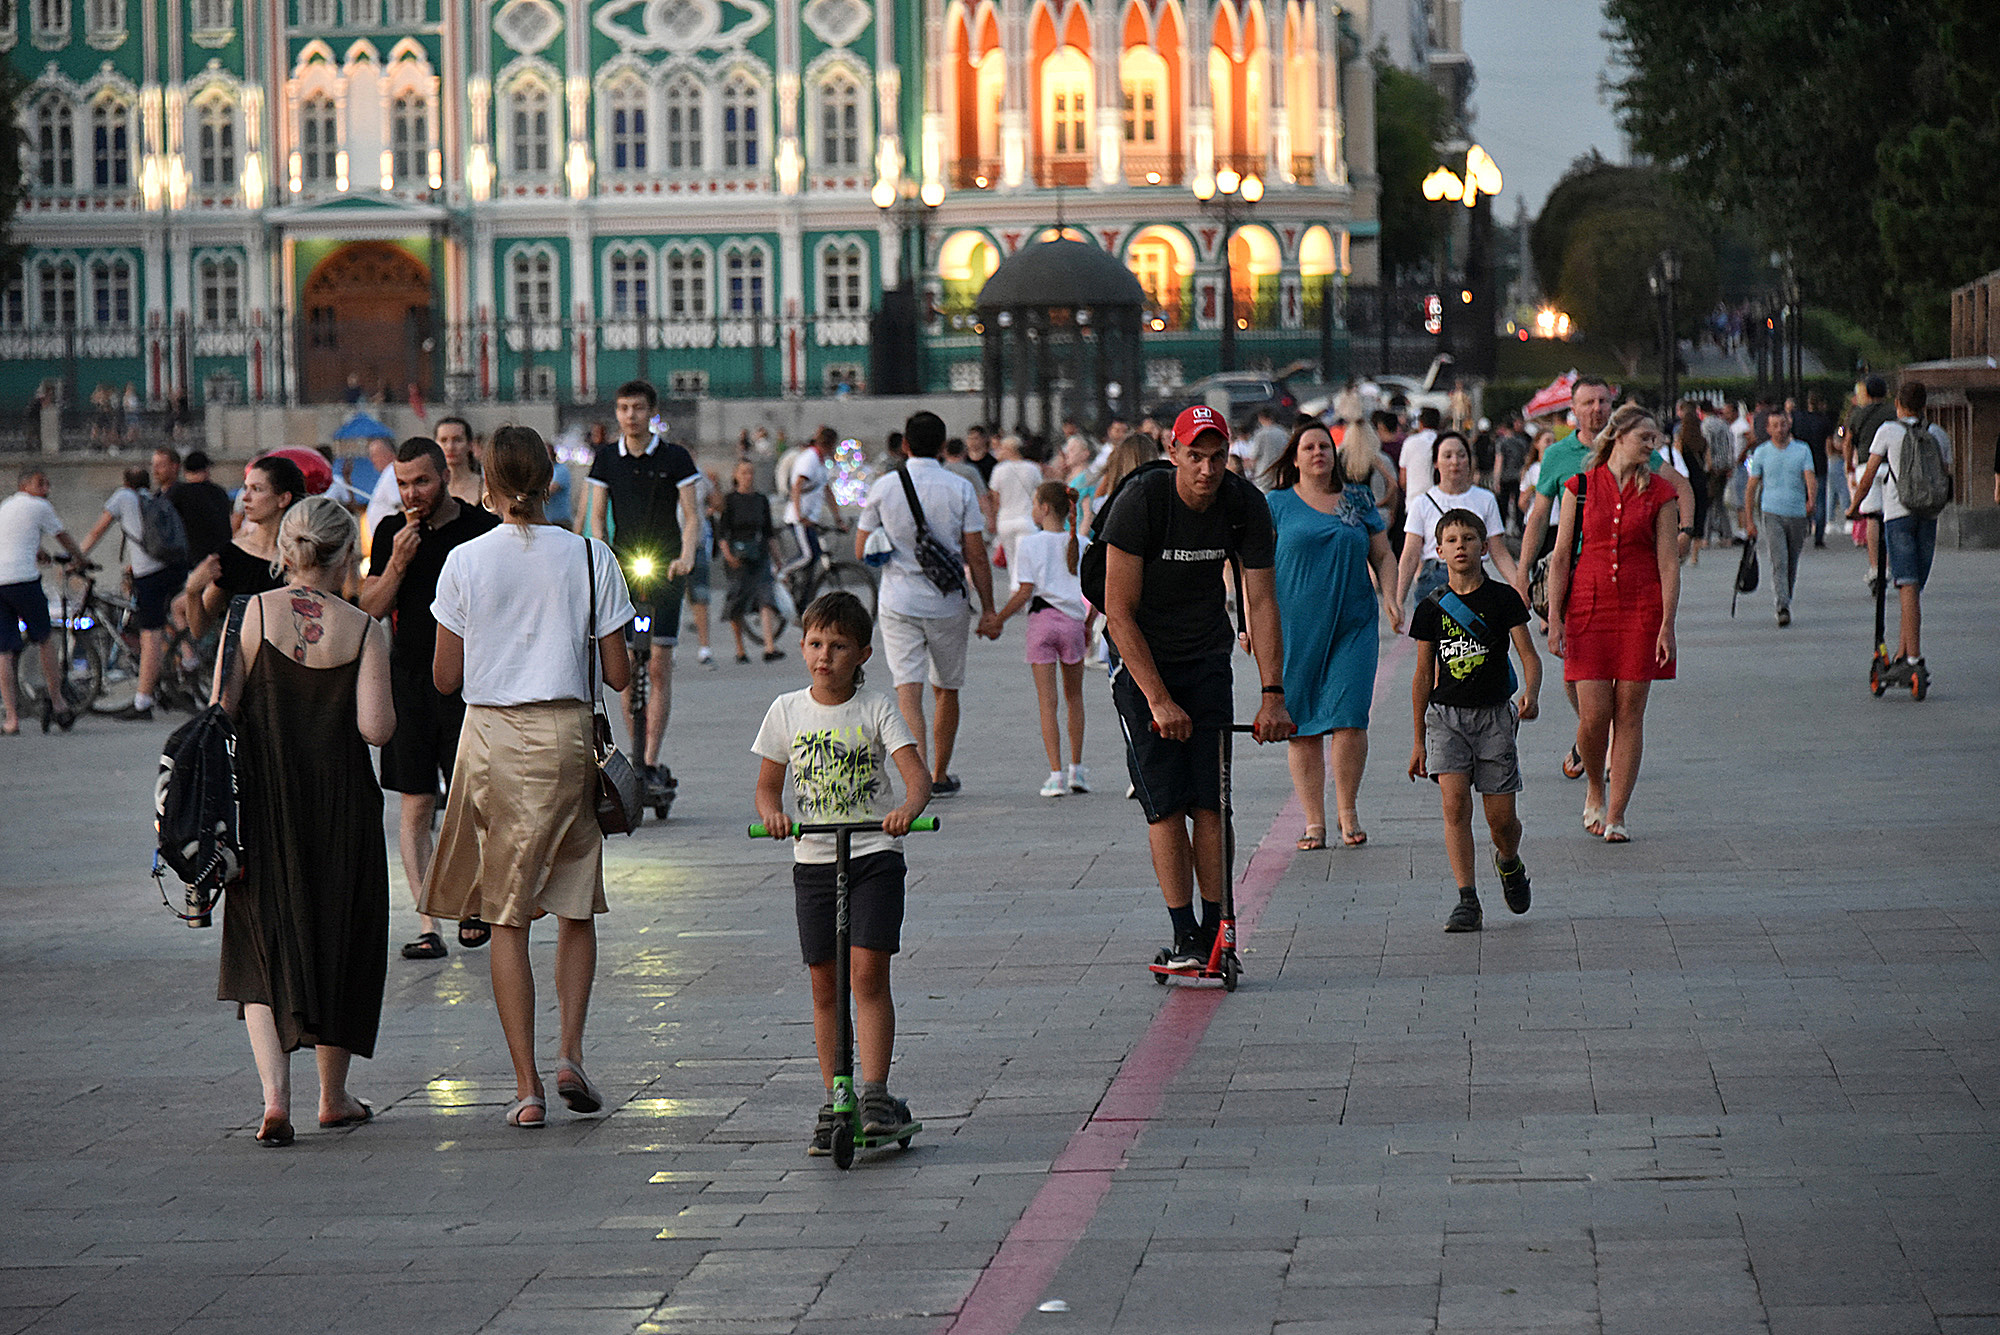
[423, 426, 634, 1127]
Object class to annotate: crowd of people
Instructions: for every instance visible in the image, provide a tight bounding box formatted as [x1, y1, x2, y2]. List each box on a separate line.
[0, 367, 1969, 1152]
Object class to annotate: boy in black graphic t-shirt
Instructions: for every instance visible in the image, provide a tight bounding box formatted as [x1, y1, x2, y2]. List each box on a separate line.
[1408, 508, 1542, 933]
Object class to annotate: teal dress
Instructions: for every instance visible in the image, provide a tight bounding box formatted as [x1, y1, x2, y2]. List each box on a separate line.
[1269, 484, 1386, 734]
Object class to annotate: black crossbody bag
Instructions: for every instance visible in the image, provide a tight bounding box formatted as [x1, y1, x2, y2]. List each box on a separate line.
[894, 466, 969, 599]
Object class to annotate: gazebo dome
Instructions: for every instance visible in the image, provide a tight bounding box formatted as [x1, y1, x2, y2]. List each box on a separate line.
[976, 238, 1148, 311]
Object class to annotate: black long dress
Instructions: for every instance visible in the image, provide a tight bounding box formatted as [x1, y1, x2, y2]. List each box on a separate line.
[216, 644, 389, 1057]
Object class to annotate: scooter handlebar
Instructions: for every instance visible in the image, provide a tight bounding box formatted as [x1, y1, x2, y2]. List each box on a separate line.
[748, 816, 940, 838]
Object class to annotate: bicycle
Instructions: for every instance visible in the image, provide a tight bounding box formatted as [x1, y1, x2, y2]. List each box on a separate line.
[781, 522, 878, 618]
[11, 557, 101, 728]
[14, 561, 212, 719]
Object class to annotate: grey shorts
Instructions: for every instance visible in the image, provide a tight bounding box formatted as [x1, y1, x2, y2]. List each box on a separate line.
[1424, 701, 1522, 795]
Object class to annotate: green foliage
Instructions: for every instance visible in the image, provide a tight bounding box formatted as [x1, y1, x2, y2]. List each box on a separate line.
[0, 59, 27, 260]
[1554, 207, 1717, 375]
[1529, 155, 1680, 298]
[1604, 0, 2000, 356]
[1373, 61, 1451, 282]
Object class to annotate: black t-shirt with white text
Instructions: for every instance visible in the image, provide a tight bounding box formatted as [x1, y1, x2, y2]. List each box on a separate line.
[1101, 467, 1276, 663]
[371, 502, 500, 672]
[1409, 575, 1530, 708]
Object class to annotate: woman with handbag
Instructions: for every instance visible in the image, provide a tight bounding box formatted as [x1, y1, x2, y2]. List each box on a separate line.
[423, 426, 634, 1128]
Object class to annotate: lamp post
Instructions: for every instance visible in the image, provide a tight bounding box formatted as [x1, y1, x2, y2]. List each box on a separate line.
[1421, 144, 1502, 377]
[1192, 166, 1261, 372]
[872, 176, 944, 393]
[1648, 248, 1681, 415]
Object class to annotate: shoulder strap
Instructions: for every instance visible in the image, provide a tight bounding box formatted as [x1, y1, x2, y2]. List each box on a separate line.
[211, 594, 249, 705]
[1436, 589, 1490, 641]
[894, 464, 933, 538]
[583, 537, 600, 707]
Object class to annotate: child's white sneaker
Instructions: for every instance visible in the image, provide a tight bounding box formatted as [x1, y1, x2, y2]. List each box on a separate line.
[1066, 764, 1090, 793]
[1039, 771, 1068, 798]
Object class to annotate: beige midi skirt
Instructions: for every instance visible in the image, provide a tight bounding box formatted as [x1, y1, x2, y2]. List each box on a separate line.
[420, 700, 608, 928]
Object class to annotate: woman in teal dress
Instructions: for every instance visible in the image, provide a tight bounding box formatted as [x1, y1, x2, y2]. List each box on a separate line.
[1265, 420, 1403, 849]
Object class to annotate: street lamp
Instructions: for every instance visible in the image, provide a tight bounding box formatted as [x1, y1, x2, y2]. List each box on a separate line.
[1421, 144, 1502, 375]
[1648, 248, 1682, 414]
[873, 176, 944, 391]
[1192, 167, 1261, 372]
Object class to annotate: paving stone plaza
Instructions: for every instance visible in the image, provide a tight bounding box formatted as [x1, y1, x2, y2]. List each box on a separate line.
[3, 540, 1996, 1335]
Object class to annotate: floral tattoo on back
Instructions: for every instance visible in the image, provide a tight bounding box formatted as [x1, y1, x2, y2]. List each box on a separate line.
[288, 591, 326, 662]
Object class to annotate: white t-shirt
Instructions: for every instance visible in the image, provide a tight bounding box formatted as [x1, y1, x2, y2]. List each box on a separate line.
[105, 487, 166, 578]
[1009, 528, 1086, 620]
[1400, 428, 1439, 495]
[431, 527, 634, 707]
[0, 492, 65, 585]
[1403, 484, 1505, 563]
[858, 458, 981, 620]
[751, 686, 920, 864]
[1728, 416, 1753, 464]
[989, 459, 1043, 529]
[1867, 417, 1954, 522]
[786, 449, 829, 526]
[364, 465, 401, 536]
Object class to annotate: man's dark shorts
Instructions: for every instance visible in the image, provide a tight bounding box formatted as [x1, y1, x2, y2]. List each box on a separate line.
[1112, 653, 1233, 823]
[629, 573, 687, 648]
[380, 666, 468, 796]
[131, 565, 186, 632]
[793, 849, 906, 964]
[0, 578, 51, 654]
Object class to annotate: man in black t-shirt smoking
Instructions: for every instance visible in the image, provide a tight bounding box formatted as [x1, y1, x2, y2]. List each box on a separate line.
[361, 435, 500, 959]
[1102, 404, 1295, 971]
[583, 379, 701, 800]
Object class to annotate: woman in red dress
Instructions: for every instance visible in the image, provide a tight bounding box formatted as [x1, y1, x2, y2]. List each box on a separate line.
[1546, 404, 1681, 843]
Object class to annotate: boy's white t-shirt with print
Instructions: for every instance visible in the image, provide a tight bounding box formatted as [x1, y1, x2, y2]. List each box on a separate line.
[752, 686, 920, 864]
[1009, 529, 1087, 621]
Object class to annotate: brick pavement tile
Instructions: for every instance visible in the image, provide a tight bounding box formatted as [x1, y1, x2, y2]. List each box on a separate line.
[1763, 1307, 1943, 1335]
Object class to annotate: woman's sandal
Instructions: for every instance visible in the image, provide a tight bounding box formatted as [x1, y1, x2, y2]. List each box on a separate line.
[1582, 804, 1606, 838]
[255, 1115, 295, 1147]
[457, 916, 491, 950]
[1601, 823, 1630, 844]
[1296, 825, 1327, 851]
[503, 1095, 546, 1128]
[1562, 745, 1587, 780]
[555, 1058, 605, 1115]
[1337, 813, 1367, 847]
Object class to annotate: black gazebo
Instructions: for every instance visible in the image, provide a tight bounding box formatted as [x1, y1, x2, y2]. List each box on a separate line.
[977, 239, 1145, 444]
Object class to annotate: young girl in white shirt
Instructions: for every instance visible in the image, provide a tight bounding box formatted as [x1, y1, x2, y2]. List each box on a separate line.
[996, 483, 1089, 797]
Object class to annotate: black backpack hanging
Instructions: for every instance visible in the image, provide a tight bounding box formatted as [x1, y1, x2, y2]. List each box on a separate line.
[153, 597, 249, 927]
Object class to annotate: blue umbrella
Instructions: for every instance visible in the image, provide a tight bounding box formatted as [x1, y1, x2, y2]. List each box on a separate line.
[331, 412, 393, 441]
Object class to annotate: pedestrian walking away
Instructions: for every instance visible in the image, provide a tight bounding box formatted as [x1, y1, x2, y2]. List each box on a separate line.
[1265, 418, 1402, 850]
[0, 467, 88, 733]
[988, 434, 1043, 571]
[1848, 379, 1953, 691]
[1546, 404, 1682, 843]
[77, 453, 191, 721]
[1845, 376, 1895, 587]
[422, 426, 635, 1129]
[1743, 408, 1817, 626]
[752, 591, 933, 1156]
[359, 436, 501, 961]
[993, 481, 1091, 797]
[1101, 404, 1294, 973]
[210, 495, 394, 1147]
[1406, 507, 1542, 931]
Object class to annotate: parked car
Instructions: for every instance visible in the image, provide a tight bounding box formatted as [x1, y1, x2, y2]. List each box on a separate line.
[1170, 372, 1301, 427]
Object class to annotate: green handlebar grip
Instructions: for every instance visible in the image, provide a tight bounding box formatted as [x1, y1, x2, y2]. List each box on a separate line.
[910, 816, 940, 832]
[748, 822, 776, 838]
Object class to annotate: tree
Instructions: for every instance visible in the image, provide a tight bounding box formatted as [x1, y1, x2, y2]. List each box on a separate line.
[1528, 155, 1681, 300]
[1555, 208, 1717, 377]
[1604, 0, 2000, 355]
[1373, 62, 1451, 282]
[0, 60, 27, 259]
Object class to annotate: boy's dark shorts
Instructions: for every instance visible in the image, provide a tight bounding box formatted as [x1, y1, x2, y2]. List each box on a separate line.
[1112, 652, 1233, 824]
[793, 849, 907, 964]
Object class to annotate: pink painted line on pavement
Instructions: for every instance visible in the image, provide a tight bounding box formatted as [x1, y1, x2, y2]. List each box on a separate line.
[940, 636, 1418, 1335]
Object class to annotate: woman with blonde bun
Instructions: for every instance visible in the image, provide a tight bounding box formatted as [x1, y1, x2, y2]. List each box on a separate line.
[214, 494, 395, 1147]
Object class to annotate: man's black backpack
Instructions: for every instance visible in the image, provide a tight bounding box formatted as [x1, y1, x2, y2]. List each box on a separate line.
[139, 489, 190, 566]
[153, 598, 247, 927]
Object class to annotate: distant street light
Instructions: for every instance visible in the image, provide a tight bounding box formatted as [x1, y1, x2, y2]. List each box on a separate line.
[1192, 167, 1262, 372]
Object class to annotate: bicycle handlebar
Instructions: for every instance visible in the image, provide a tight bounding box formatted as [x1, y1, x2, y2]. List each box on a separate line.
[748, 816, 940, 838]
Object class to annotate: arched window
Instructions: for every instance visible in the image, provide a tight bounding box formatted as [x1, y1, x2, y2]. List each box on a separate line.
[723, 243, 766, 316]
[37, 260, 77, 327]
[510, 249, 554, 321]
[819, 241, 864, 314]
[90, 96, 131, 190]
[199, 256, 241, 326]
[605, 75, 647, 173]
[32, 0, 69, 41]
[88, 257, 132, 327]
[608, 247, 651, 318]
[34, 94, 74, 189]
[508, 79, 553, 176]
[818, 71, 860, 169]
[83, 0, 121, 37]
[300, 92, 337, 183]
[665, 246, 707, 320]
[195, 95, 236, 188]
[663, 76, 702, 172]
[390, 90, 427, 182]
[720, 73, 759, 171]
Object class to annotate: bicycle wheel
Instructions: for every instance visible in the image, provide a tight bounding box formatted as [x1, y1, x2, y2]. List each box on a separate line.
[17, 623, 104, 715]
[816, 559, 879, 618]
[90, 624, 139, 713]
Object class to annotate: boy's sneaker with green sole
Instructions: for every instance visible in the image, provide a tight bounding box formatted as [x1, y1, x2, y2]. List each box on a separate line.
[1494, 851, 1531, 914]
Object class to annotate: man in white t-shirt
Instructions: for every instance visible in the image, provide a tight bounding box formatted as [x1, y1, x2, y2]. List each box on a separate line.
[856, 411, 1002, 798]
[1849, 378, 1953, 679]
[79, 464, 181, 721]
[362, 437, 401, 549]
[785, 426, 836, 573]
[1399, 406, 1442, 498]
[0, 467, 87, 733]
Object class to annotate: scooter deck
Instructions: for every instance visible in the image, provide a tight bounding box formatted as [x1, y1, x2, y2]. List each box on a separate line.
[853, 1119, 923, 1150]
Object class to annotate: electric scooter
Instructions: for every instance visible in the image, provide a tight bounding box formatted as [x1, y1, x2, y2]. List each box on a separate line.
[1147, 723, 1257, 993]
[1867, 514, 1929, 700]
[748, 816, 937, 1168]
[625, 614, 675, 820]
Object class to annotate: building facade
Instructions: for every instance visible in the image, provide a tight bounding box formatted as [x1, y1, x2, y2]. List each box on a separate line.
[3, 0, 1378, 408]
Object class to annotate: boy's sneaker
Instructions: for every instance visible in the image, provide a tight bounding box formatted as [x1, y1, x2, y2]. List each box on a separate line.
[1444, 893, 1483, 933]
[931, 775, 962, 798]
[1161, 935, 1206, 970]
[860, 1092, 914, 1139]
[698, 646, 716, 668]
[1067, 764, 1090, 793]
[1039, 772, 1068, 798]
[808, 1103, 839, 1157]
[1494, 851, 1531, 914]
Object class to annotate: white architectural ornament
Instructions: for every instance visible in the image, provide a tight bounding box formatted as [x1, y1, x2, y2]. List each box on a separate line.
[493, 0, 561, 54]
[800, 0, 866, 49]
[594, 0, 770, 54]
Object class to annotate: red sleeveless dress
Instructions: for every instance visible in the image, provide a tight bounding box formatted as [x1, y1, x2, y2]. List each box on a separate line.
[1562, 465, 1677, 683]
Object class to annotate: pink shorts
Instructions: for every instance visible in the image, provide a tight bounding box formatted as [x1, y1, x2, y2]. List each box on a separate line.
[1024, 607, 1086, 665]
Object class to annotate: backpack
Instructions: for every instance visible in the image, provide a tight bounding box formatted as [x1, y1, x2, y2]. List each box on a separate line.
[153, 598, 247, 926]
[1077, 461, 1249, 633]
[1891, 422, 1952, 519]
[138, 489, 190, 566]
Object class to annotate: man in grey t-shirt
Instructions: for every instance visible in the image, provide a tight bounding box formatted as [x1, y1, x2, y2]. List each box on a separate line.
[1247, 407, 1290, 491]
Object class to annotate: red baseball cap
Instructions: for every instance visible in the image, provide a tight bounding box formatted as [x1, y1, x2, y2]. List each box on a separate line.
[1172, 404, 1229, 449]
